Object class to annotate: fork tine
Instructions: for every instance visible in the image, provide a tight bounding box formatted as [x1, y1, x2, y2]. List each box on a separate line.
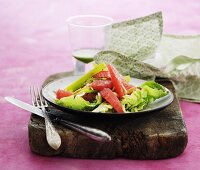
[30, 85, 38, 107]
[30, 86, 35, 106]
[43, 98, 48, 107]
[37, 86, 45, 108]
[37, 86, 48, 107]
[33, 86, 39, 106]
[33, 85, 39, 107]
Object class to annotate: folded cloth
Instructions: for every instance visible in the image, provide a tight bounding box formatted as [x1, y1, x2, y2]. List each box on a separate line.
[102, 12, 200, 103]
[158, 35, 200, 102]
[94, 51, 167, 80]
[105, 12, 162, 61]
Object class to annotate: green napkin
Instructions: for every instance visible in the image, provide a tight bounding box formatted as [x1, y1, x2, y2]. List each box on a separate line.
[158, 34, 200, 68]
[105, 12, 162, 61]
[94, 51, 167, 80]
[159, 35, 200, 102]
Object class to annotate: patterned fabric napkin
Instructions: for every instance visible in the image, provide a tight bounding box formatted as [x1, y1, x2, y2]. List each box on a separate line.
[105, 12, 162, 61]
[158, 35, 200, 102]
[94, 51, 167, 80]
[94, 12, 200, 103]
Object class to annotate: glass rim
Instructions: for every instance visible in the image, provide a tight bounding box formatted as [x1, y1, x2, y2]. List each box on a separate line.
[66, 15, 113, 28]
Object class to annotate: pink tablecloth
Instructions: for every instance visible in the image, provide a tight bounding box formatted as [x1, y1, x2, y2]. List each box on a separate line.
[1, 0, 200, 169]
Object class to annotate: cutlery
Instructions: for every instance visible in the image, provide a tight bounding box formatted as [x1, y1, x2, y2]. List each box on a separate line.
[5, 96, 112, 143]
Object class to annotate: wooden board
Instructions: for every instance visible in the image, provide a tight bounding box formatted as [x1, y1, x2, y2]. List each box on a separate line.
[28, 72, 188, 159]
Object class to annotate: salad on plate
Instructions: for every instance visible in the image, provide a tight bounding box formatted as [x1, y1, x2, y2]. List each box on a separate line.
[55, 63, 168, 113]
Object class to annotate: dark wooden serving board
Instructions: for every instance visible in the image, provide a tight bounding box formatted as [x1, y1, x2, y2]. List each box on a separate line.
[28, 72, 188, 159]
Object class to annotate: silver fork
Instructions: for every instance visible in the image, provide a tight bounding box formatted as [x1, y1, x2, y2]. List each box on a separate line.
[30, 86, 61, 150]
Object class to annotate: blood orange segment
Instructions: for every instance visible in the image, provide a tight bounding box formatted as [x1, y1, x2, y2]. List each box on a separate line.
[90, 80, 113, 91]
[100, 88, 124, 113]
[56, 89, 73, 99]
[107, 64, 125, 99]
[93, 71, 111, 79]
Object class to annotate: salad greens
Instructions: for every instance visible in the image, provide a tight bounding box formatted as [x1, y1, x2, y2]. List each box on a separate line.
[92, 102, 113, 113]
[122, 89, 148, 112]
[122, 81, 168, 112]
[56, 93, 102, 111]
[124, 75, 131, 83]
[141, 81, 168, 102]
[55, 63, 168, 113]
[74, 84, 96, 95]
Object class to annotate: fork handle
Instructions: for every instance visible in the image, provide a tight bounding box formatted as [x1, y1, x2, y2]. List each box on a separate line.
[57, 119, 111, 142]
[42, 110, 62, 150]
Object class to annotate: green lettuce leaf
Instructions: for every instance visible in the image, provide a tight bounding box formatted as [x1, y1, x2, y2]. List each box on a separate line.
[92, 102, 113, 113]
[122, 81, 168, 112]
[56, 93, 102, 111]
[140, 81, 168, 102]
[124, 75, 131, 83]
[74, 85, 96, 95]
[122, 89, 148, 112]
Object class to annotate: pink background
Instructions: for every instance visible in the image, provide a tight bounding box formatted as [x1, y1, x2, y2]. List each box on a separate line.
[1, 0, 200, 169]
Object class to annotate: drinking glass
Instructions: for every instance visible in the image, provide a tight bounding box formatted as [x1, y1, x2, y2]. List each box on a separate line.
[67, 15, 113, 75]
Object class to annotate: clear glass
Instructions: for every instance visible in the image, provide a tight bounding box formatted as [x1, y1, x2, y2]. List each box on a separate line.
[67, 15, 113, 75]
